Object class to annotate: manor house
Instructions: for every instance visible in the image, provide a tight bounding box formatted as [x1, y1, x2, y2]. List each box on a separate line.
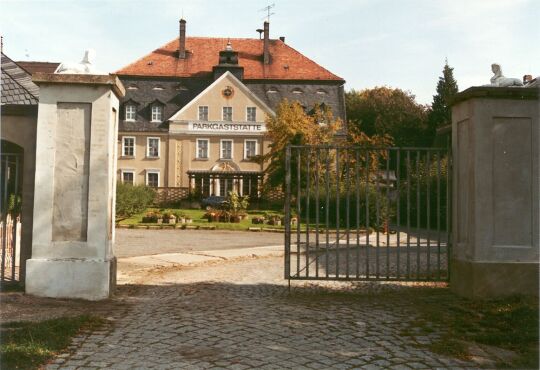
[116, 19, 345, 198]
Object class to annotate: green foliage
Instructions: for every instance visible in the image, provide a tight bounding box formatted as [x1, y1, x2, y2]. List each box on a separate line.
[301, 185, 394, 229]
[263, 100, 342, 190]
[346, 87, 430, 147]
[0, 315, 105, 369]
[7, 193, 22, 216]
[116, 182, 156, 218]
[227, 191, 249, 216]
[429, 62, 459, 129]
[399, 155, 449, 229]
[428, 61, 459, 146]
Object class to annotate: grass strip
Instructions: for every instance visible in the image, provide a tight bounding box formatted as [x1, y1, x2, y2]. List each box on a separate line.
[400, 289, 539, 368]
[0, 315, 105, 370]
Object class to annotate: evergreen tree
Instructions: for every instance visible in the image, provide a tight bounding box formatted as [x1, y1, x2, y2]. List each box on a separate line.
[429, 61, 458, 132]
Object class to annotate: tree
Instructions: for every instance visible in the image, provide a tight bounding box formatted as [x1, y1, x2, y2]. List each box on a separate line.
[346, 87, 430, 147]
[261, 100, 342, 190]
[428, 61, 458, 138]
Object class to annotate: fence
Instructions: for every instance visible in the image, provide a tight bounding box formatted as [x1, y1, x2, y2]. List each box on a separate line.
[0, 214, 21, 282]
[1, 152, 22, 283]
[154, 187, 190, 204]
[284, 145, 451, 282]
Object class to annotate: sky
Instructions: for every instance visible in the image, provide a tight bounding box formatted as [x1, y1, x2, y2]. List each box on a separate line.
[1, 0, 538, 104]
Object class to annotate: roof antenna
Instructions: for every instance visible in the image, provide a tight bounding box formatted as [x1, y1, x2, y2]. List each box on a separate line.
[260, 3, 275, 22]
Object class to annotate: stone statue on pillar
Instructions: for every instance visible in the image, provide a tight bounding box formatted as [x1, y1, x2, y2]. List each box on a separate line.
[488, 63, 523, 87]
[55, 49, 105, 75]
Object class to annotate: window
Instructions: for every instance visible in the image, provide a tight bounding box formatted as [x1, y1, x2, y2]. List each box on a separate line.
[220, 139, 233, 159]
[122, 136, 135, 157]
[222, 107, 232, 121]
[121, 170, 134, 185]
[146, 171, 159, 187]
[125, 105, 136, 121]
[198, 106, 209, 121]
[196, 139, 209, 159]
[147, 137, 160, 158]
[246, 107, 256, 122]
[219, 178, 234, 196]
[151, 105, 163, 122]
[244, 140, 257, 159]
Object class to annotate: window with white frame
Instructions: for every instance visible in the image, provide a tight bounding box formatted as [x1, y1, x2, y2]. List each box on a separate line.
[146, 170, 159, 187]
[244, 140, 257, 159]
[222, 107, 232, 121]
[147, 137, 160, 158]
[122, 136, 135, 157]
[151, 105, 163, 122]
[221, 139, 233, 159]
[196, 139, 209, 159]
[125, 104, 136, 121]
[121, 170, 134, 185]
[246, 107, 256, 122]
[198, 106, 209, 121]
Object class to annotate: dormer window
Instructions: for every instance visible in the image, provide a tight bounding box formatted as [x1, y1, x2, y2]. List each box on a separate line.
[292, 88, 304, 94]
[125, 104, 136, 121]
[266, 87, 278, 94]
[151, 105, 163, 122]
[316, 89, 328, 95]
[152, 85, 164, 91]
[127, 85, 138, 90]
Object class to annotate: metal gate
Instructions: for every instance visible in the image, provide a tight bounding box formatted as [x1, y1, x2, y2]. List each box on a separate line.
[1, 153, 22, 283]
[284, 145, 451, 282]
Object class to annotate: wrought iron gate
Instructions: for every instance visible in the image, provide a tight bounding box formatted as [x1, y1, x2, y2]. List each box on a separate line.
[1, 153, 22, 283]
[284, 145, 451, 282]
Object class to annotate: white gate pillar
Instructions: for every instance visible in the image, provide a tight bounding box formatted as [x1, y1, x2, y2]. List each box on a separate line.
[25, 73, 125, 300]
[451, 86, 539, 298]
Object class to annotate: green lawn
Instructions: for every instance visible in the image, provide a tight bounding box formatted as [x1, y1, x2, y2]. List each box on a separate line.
[117, 208, 287, 231]
[0, 315, 105, 369]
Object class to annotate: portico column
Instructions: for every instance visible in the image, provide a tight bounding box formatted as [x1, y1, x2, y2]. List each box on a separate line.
[25, 73, 125, 300]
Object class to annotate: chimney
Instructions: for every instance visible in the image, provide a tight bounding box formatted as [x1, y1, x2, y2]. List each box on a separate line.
[263, 21, 270, 65]
[279, 36, 285, 43]
[178, 19, 186, 59]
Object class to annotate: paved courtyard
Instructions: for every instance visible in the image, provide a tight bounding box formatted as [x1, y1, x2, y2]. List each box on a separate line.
[46, 234, 477, 369]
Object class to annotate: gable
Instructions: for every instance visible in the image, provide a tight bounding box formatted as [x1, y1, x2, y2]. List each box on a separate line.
[170, 71, 274, 122]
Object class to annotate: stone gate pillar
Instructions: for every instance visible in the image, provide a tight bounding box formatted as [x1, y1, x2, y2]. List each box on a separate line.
[25, 73, 125, 300]
[451, 86, 539, 298]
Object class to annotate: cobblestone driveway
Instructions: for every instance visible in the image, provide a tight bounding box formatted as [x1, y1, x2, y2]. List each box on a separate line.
[48, 256, 476, 370]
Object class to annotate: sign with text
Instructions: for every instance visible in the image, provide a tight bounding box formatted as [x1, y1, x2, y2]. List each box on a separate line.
[189, 122, 266, 133]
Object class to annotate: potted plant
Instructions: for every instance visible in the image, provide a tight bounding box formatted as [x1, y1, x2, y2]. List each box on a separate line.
[142, 211, 162, 223]
[218, 210, 231, 223]
[162, 212, 176, 224]
[174, 212, 186, 224]
[252, 216, 265, 224]
[227, 191, 249, 223]
[185, 216, 193, 224]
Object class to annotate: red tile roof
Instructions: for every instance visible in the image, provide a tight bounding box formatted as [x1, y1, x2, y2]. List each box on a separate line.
[116, 37, 344, 82]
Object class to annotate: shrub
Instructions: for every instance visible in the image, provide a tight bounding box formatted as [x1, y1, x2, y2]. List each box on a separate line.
[398, 156, 448, 230]
[300, 185, 394, 229]
[116, 183, 156, 218]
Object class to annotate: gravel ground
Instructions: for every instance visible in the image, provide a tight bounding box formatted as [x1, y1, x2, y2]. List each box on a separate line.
[114, 229, 285, 258]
